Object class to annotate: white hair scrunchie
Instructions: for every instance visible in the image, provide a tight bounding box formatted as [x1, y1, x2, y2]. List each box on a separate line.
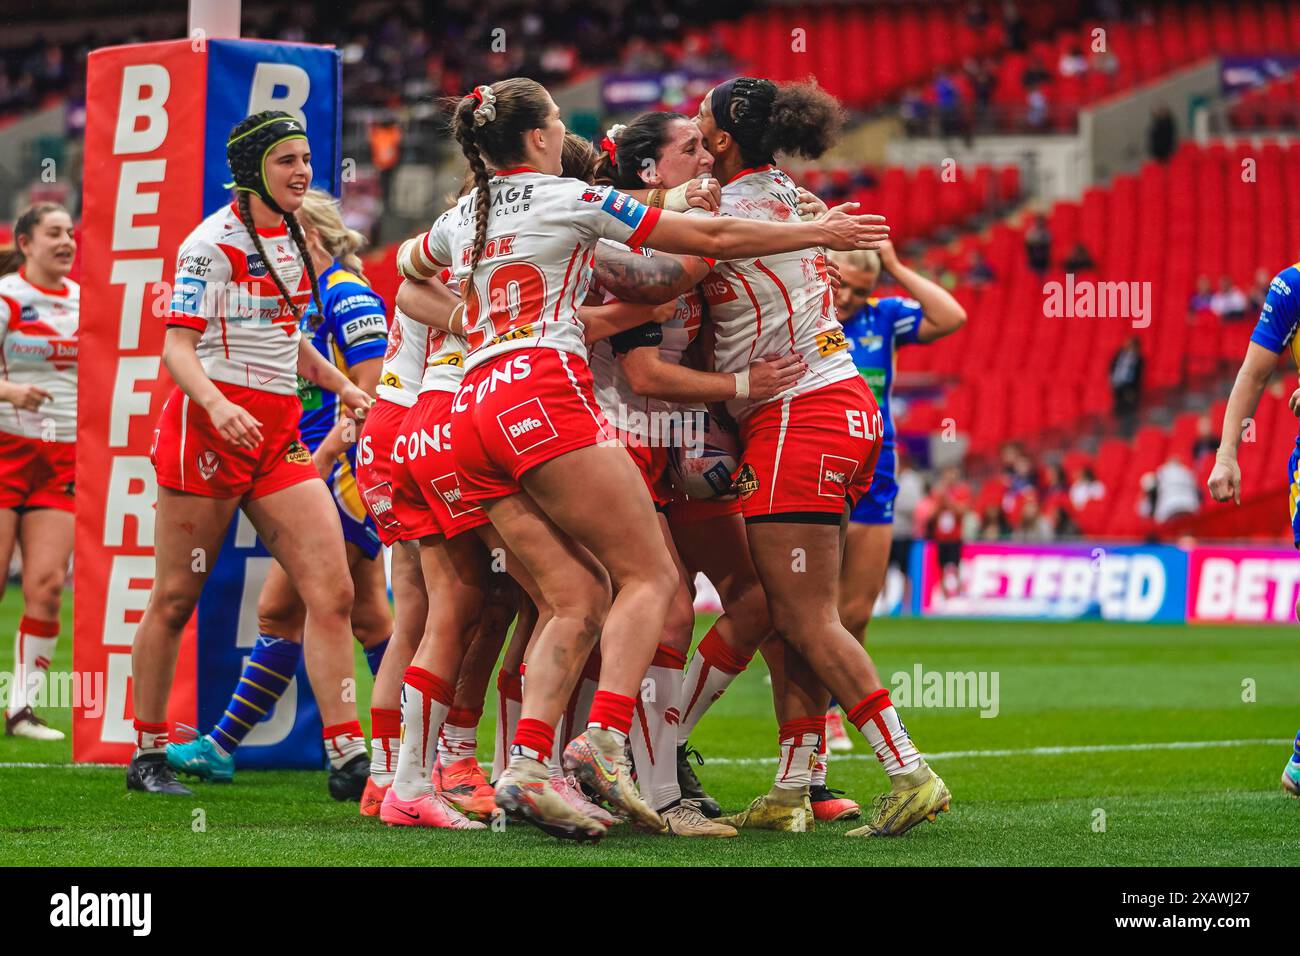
[472, 85, 498, 127]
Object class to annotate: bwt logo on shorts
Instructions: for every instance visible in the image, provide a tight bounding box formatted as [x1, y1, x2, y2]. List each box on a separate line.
[498, 397, 557, 455]
[432, 472, 481, 518]
[818, 454, 858, 498]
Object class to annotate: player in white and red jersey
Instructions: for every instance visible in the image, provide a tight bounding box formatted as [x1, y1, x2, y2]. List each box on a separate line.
[0, 203, 78, 742]
[127, 112, 374, 798]
[585, 112, 821, 837]
[397, 77, 885, 841]
[693, 77, 950, 836]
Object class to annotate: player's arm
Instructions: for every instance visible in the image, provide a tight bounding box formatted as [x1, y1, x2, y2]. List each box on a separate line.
[0, 297, 50, 410]
[580, 299, 677, 345]
[297, 339, 373, 419]
[395, 278, 462, 333]
[622, 177, 721, 214]
[621, 344, 806, 403]
[643, 202, 888, 260]
[1207, 342, 1278, 504]
[162, 326, 263, 449]
[591, 244, 711, 304]
[310, 356, 383, 476]
[878, 241, 967, 342]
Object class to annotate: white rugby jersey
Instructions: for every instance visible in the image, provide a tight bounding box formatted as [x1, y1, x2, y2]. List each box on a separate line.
[415, 168, 662, 372]
[702, 166, 857, 419]
[168, 202, 311, 395]
[589, 240, 704, 445]
[376, 308, 428, 408]
[419, 327, 467, 396]
[0, 270, 79, 442]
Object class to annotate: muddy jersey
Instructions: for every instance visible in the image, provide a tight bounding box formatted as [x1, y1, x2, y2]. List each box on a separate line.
[701, 166, 857, 420]
[588, 239, 705, 444]
[0, 270, 79, 441]
[376, 308, 429, 408]
[168, 202, 311, 396]
[415, 168, 662, 372]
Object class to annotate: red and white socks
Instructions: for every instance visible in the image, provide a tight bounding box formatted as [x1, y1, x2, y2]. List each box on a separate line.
[846, 689, 921, 777]
[811, 728, 829, 788]
[492, 667, 523, 782]
[322, 720, 368, 771]
[9, 615, 58, 716]
[774, 715, 825, 791]
[438, 705, 480, 768]
[133, 719, 170, 757]
[369, 707, 401, 786]
[629, 644, 687, 811]
[587, 689, 635, 743]
[510, 717, 555, 766]
[677, 627, 751, 744]
[394, 666, 453, 800]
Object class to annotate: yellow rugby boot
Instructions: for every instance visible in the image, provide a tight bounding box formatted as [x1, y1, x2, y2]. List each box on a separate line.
[846, 762, 951, 837]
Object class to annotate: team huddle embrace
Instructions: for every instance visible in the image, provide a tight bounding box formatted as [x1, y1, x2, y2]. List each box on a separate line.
[123, 73, 956, 843]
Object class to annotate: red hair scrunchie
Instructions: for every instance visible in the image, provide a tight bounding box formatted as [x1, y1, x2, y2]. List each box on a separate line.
[599, 135, 618, 165]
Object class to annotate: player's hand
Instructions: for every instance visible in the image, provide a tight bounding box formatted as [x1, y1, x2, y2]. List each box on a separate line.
[746, 352, 807, 400]
[679, 177, 721, 213]
[817, 203, 889, 251]
[0, 382, 53, 411]
[340, 385, 373, 421]
[795, 187, 828, 221]
[209, 399, 264, 450]
[877, 238, 900, 272]
[1207, 456, 1241, 505]
[1289, 386, 1300, 416]
[311, 446, 335, 479]
[825, 257, 843, 293]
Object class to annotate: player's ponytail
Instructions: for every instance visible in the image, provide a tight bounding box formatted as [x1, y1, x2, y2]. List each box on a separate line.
[713, 77, 844, 166]
[297, 188, 368, 281]
[561, 132, 599, 185]
[283, 210, 324, 328]
[450, 77, 552, 272]
[595, 112, 685, 190]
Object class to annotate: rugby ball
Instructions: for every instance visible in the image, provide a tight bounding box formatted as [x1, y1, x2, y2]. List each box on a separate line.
[668, 409, 739, 500]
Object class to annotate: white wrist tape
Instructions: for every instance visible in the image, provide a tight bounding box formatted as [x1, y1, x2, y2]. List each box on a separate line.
[734, 368, 750, 400]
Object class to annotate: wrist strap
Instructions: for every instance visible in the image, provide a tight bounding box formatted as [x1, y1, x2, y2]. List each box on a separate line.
[647, 188, 664, 209]
[734, 368, 750, 400]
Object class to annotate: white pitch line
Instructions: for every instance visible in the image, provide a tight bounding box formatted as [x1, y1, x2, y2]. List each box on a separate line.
[0, 738, 1289, 771]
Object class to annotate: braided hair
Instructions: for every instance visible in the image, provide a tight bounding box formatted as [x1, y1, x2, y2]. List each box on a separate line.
[226, 111, 323, 327]
[712, 77, 845, 167]
[449, 78, 551, 274]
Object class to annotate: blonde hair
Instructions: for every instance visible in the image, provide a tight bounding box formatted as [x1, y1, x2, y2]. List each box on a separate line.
[296, 188, 368, 280]
[828, 248, 880, 273]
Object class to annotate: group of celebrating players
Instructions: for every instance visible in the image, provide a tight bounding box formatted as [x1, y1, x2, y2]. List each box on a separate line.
[7, 72, 975, 842]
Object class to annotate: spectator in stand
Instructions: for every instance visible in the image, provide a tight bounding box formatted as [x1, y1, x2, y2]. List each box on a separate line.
[976, 502, 1009, 540]
[1090, 45, 1119, 75]
[1110, 335, 1144, 437]
[1191, 414, 1220, 463]
[1062, 241, 1096, 272]
[933, 71, 964, 138]
[1059, 44, 1089, 77]
[966, 0, 991, 29]
[1012, 492, 1055, 541]
[1148, 105, 1177, 163]
[1188, 274, 1214, 315]
[1021, 54, 1051, 91]
[1002, 0, 1027, 51]
[900, 87, 929, 136]
[1247, 267, 1272, 316]
[1210, 274, 1249, 321]
[1025, 214, 1052, 274]
[368, 118, 401, 209]
[1069, 464, 1106, 512]
[1042, 463, 1077, 535]
[1140, 454, 1200, 525]
[966, 249, 996, 285]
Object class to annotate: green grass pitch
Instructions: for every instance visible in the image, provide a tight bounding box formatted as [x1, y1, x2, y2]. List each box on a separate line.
[2, 591, 1297, 866]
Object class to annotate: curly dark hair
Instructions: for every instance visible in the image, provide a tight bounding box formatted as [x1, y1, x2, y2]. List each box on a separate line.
[720, 77, 845, 167]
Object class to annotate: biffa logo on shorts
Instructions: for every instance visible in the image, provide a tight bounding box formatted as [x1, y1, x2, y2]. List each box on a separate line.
[497, 397, 557, 455]
[431, 472, 482, 518]
[817, 454, 858, 498]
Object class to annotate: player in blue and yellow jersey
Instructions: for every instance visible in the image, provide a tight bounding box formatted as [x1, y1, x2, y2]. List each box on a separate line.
[812, 240, 966, 808]
[168, 189, 398, 788]
[1208, 260, 1300, 797]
